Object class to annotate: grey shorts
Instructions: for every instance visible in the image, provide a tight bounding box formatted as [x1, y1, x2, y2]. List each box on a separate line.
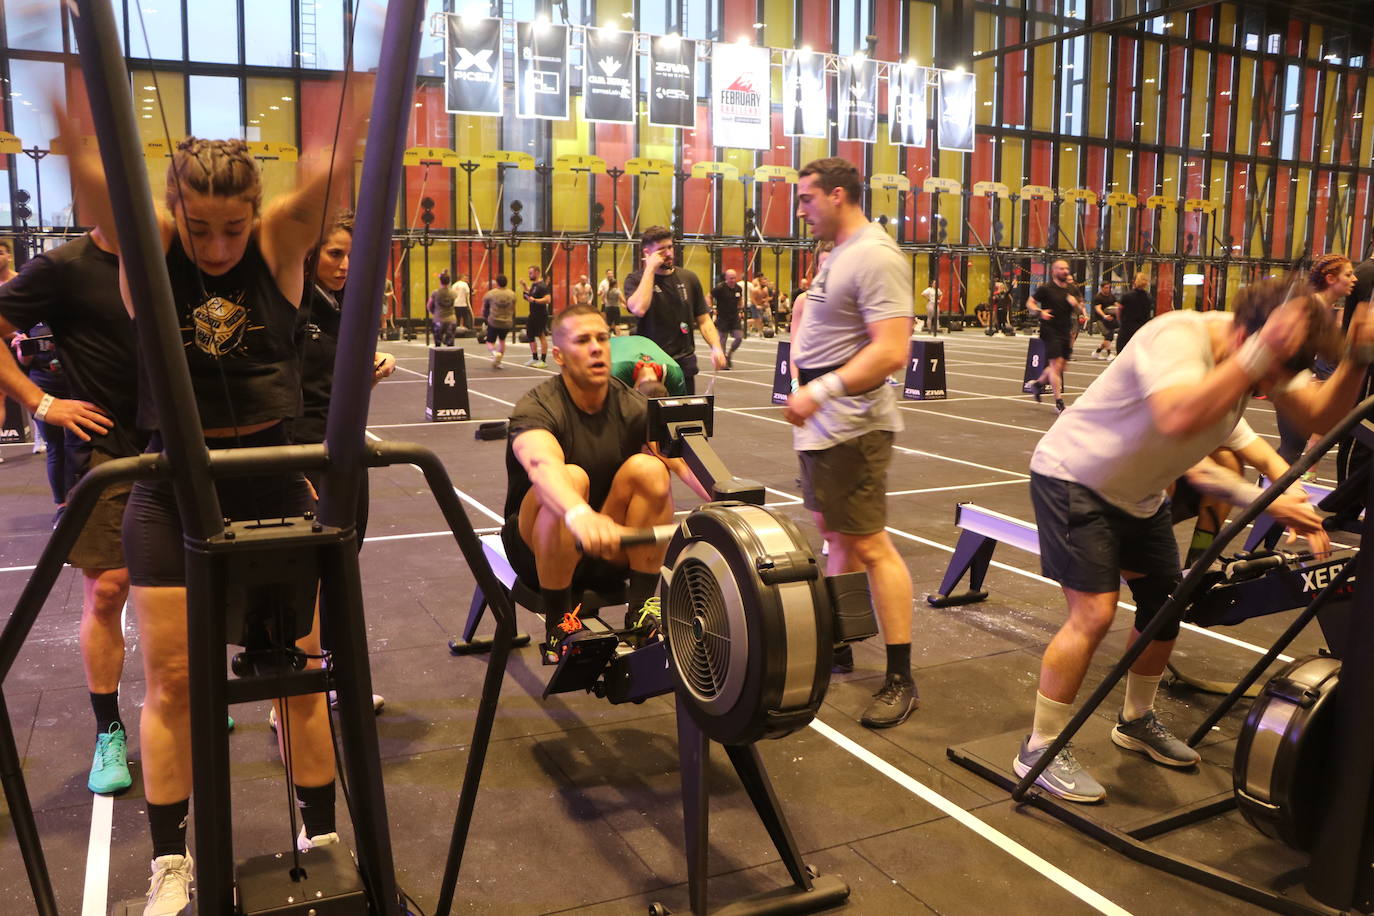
[68, 448, 132, 571]
[798, 430, 894, 536]
[1029, 472, 1181, 593]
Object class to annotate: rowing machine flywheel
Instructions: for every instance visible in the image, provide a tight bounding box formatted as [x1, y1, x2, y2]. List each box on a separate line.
[1234, 655, 1341, 851]
[659, 503, 833, 746]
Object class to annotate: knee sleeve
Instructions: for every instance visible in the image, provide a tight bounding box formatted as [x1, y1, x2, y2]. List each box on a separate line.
[1127, 575, 1181, 641]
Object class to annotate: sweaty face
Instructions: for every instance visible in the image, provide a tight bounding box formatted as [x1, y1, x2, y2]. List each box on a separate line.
[553, 313, 612, 387]
[314, 229, 352, 293]
[1051, 261, 1071, 283]
[173, 190, 255, 276]
[796, 175, 843, 241]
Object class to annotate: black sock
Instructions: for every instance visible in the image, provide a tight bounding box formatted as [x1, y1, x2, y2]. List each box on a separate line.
[148, 799, 190, 859]
[885, 643, 912, 680]
[625, 570, 659, 624]
[91, 691, 122, 735]
[295, 781, 336, 839]
[531, 343, 539, 358]
[541, 586, 572, 641]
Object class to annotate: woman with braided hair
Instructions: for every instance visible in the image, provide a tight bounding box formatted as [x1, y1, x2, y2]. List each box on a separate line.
[1275, 254, 1358, 463]
[62, 115, 361, 913]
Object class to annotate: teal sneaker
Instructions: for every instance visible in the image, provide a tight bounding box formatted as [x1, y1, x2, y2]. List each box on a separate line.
[88, 724, 133, 795]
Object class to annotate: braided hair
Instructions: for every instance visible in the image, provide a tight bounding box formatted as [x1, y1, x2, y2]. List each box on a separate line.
[1309, 253, 1352, 292]
[166, 137, 262, 214]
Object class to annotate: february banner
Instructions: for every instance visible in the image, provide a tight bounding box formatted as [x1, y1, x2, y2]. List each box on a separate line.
[782, 50, 826, 139]
[444, 14, 503, 116]
[516, 21, 569, 120]
[583, 28, 635, 124]
[938, 70, 976, 152]
[711, 43, 770, 150]
[889, 63, 928, 147]
[838, 56, 879, 143]
[649, 36, 696, 130]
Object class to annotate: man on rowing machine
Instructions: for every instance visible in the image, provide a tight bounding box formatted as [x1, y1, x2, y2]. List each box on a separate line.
[1017, 277, 1370, 803]
[502, 305, 709, 662]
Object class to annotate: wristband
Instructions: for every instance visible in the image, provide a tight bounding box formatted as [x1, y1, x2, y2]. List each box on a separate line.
[34, 393, 55, 423]
[1234, 335, 1276, 381]
[804, 372, 846, 406]
[564, 503, 593, 527]
[789, 378, 799, 394]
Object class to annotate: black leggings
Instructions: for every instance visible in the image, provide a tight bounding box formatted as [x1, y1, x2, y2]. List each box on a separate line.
[123, 424, 312, 587]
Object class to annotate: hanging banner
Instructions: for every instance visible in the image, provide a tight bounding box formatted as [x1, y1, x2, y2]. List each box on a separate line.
[938, 70, 976, 153]
[889, 63, 928, 147]
[444, 15, 503, 117]
[711, 43, 771, 150]
[650, 36, 697, 129]
[583, 27, 635, 124]
[782, 50, 826, 139]
[516, 21, 569, 120]
[838, 56, 879, 143]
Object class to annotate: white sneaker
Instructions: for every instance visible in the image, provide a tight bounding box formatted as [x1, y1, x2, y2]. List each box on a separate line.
[492, 351, 502, 369]
[145, 852, 194, 915]
[297, 827, 341, 853]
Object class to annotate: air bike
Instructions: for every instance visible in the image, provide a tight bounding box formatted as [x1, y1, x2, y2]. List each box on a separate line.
[947, 393, 1374, 916]
[442, 394, 879, 916]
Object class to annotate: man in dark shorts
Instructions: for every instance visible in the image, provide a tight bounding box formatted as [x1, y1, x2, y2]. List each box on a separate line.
[988, 280, 1014, 336]
[0, 229, 142, 796]
[1090, 281, 1118, 360]
[787, 157, 918, 729]
[624, 226, 726, 394]
[482, 274, 517, 368]
[520, 265, 551, 367]
[503, 305, 708, 661]
[1024, 259, 1083, 413]
[711, 269, 745, 368]
[1015, 278, 1368, 803]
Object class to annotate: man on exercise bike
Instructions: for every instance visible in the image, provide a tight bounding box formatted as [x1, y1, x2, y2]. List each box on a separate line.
[503, 305, 709, 663]
[1017, 278, 1370, 803]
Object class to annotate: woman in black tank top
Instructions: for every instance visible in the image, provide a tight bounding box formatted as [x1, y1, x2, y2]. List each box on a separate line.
[62, 116, 362, 905]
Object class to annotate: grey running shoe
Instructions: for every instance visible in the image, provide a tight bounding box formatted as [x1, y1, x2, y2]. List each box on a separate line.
[1111, 710, 1200, 767]
[1013, 735, 1107, 803]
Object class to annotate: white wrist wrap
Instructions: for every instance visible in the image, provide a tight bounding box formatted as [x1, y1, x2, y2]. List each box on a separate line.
[1235, 335, 1276, 380]
[804, 372, 846, 405]
[34, 393, 55, 423]
[564, 503, 592, 527]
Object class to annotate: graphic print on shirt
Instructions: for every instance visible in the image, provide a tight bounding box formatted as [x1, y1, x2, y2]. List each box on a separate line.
[183, 292, 262, 358]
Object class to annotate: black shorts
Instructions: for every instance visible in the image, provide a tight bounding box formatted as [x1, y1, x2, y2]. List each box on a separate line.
[1029, 472, 1180, 593]
[1042, 328, 1073, 361]
[527, 310, 548, 339]
[68, 447, 133, 571]
[500, 514, 626, 595]
[604, 305, 621, 326]
[486, 326, 510, 344]
[123, 425, 313, 587]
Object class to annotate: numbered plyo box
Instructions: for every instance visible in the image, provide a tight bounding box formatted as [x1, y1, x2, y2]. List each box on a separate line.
[426, 347, 471, 421]
[903, 340, 947, 401]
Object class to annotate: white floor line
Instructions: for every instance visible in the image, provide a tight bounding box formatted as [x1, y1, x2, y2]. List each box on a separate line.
[468, 388, 517, 408]
[81, 793, 113, 916]
[888, 479, 1027, 497]
[365, 430, 382, 442]
[366, 527, 500, 542]
[368, 419, 485, 428]
[809, 719, 1134, 916]
[891, 444, 1029, 479]
[898, 407, 1052, 436]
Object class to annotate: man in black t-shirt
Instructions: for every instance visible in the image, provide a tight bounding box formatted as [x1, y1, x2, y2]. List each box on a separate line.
[989, 280, 1014, 336]
[710, 269, 745, 369]
[1024, 259, 1083, 413]
[0, 230, 141, 796]
[1091, 282, 1118, 360]
[624, 226, 726, 394]
[520, 265, 552, 367]
[503, 305, 708, 661]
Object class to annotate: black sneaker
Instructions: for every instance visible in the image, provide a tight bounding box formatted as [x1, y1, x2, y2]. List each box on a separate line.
[1023, 380, 1045, 402]
[860, 674, 918, 728]
[832, 643, 854, 675]
[1055, 399, 1066, 413]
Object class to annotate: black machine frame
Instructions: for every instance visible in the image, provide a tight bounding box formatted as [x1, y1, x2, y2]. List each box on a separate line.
[948, 394, 1374, 916]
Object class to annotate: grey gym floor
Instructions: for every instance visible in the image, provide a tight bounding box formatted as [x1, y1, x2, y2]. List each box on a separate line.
[0, 326, 1339, 914]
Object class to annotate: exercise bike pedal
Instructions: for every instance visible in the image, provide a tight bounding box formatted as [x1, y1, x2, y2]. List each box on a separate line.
[543, 623, 620, 698]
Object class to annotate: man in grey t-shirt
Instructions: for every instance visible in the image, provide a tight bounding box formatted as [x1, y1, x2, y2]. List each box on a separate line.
[787, 157, 917, 729]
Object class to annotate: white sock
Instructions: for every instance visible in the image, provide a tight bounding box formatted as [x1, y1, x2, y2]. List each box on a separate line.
[1123, 671, 1162, 722]
[1029, 691, 1073, 751]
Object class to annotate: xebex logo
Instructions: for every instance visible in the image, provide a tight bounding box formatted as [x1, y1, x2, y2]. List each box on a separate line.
[1301, 564, 1355, 594]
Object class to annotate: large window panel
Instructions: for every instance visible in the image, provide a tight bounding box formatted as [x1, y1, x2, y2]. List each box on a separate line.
[301, 0, 346, 70]
[244, 0, 294, 68]
[126, 0, 183, 60]
[4, 0, 64, 52]
[189, 75, 243, 140]
[245, 78, 297, 204]
[187, 0, 239, 64]
[9, 58, 71, 227]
